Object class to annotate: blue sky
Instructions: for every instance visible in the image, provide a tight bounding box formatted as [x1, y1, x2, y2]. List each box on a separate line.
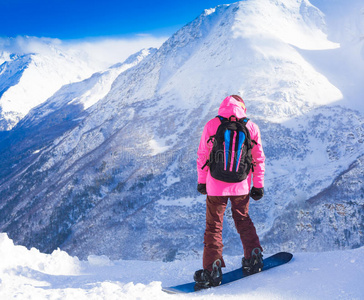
[1, 0, 234, 40]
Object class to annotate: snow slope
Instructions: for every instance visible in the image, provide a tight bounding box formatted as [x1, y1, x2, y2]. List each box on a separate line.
[0, 0, 363, 262]
[0, 233, 363, 299]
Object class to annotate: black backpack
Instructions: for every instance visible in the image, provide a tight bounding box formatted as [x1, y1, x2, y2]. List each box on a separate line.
[202, 115, 256, 183]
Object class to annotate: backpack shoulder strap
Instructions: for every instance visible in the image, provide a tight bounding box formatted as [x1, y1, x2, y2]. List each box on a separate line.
[239, 117, 258, 146]
[239, 117, 249, 124]
[216, 115, 227, 122]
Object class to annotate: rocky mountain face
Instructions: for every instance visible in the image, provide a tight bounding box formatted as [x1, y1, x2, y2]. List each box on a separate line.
[0, 0, 363, 261]
[263, 153, 364, 253]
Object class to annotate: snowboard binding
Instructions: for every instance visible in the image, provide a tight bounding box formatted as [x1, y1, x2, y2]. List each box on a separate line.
[194, 259, 222, 291]
[242, 247, 263, 275]
[163, 252, 292, 294]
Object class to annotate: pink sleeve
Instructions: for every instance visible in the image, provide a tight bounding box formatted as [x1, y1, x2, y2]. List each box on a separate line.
[197, 121, 214, 184]
[250, 123, 265, 188]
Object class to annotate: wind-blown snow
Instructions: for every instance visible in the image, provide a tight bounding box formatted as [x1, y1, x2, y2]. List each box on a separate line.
[0, 233, 363, 299]
[232, 0, 340, 50]
[303, 0, 364, 113]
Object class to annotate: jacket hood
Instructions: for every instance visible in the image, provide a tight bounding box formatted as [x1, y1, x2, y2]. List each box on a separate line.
[218, 96, 247, 119]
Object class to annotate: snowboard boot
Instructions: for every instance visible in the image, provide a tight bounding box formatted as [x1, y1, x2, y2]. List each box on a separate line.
[194, 259, 222, 291]
[242, 248, 263, 275]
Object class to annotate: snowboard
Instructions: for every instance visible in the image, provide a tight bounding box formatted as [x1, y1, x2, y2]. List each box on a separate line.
[162, 252, 293, 294]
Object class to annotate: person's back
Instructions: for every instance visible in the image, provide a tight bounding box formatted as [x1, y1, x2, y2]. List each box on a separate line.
[194, 95, 265, 291]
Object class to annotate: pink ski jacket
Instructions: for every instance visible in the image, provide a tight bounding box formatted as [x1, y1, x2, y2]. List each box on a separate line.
[197, 96, 265, 196]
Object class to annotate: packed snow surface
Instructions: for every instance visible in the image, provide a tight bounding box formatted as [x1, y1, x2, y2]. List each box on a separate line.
[0, 234, 363, 299]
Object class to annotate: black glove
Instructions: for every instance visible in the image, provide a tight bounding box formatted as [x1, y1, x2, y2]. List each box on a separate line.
[250, 187, 264, 201]
[197, 183, 207, 195]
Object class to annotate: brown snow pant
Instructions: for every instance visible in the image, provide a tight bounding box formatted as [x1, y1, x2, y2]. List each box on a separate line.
[203, 194, 262, 271]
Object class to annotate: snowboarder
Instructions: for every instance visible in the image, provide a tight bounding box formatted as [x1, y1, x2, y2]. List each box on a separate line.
[194, 95, 265, 290]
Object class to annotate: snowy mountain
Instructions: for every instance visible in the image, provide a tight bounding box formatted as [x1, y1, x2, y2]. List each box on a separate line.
[18, 48, 156, 128]
[0, 44, 103, 131]
[0, 0, 363, 263]
[0, 47, 155, 185]
[0, 233, 363, 299]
